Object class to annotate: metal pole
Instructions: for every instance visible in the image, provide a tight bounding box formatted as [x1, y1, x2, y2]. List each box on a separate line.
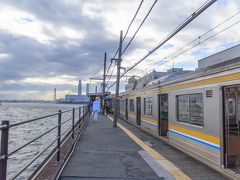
[0, 121, 10, 180]
[113, 30, 123, 128]
[72, 108, 75, 139]
[57, 110, 61, 161]
[102, 52, 107, 115]
[83, 106, 85, 121]
[79, 107, 81, 128]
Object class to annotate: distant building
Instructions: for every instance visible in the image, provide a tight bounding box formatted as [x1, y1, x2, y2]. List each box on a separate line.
[54, 88, 56, 101]
[86, 83, 89, 95]
[65, 95, 89, 103]
[78, 80, 82, 95]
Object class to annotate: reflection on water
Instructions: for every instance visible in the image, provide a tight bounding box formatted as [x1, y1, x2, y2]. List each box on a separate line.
[0, 102, 83, 179]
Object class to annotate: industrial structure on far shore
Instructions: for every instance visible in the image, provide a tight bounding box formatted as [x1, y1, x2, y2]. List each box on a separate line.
[53, 80, 111, 104]
[64, 80, 89, 103]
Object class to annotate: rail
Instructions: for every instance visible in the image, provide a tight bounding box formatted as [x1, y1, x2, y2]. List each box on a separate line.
[0, 104, 89, 180]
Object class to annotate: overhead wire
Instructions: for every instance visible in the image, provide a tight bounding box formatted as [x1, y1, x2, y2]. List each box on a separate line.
[107, 0, 158, 91]
[122, 0, 145, 42]
[159, 19, 240, 66]
[107, 0, 217, 90]
[120, 0, 217, 78]
[90, 63, 104, 79]
[154, 9, 240, 65]
[105, 63, 116, 91]
[105, 14, 240, 89]
[121, 0, 158, 55]
[106, 0, 145, 91]
[111, 0, 145, 59]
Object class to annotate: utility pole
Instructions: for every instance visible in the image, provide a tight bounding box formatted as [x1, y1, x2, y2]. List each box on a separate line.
[102, 52, 107, 114]
[113, 30, 123, 127]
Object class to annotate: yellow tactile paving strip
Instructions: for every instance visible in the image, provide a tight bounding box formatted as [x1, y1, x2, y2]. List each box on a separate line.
[107, 115, 191, 180]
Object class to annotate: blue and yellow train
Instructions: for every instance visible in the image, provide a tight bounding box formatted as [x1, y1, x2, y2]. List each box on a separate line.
[111, 44, 240, 179]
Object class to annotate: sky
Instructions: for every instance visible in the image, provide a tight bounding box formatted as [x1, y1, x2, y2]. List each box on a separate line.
[0, 0, 240, 100]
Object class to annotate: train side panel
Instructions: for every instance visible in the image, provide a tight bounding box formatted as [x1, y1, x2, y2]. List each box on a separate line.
[168, 85, 221, 169]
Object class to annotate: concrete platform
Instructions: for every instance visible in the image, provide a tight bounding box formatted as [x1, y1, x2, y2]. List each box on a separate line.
[117, 118, 227, 180]
[59, 115, 163, 180]
[60, 114, 227, 180]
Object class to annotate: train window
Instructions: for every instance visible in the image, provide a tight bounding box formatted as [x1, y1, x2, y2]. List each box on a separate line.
[177, 93, 203, 126]
[144, 97, 153, 116]
[130, 99, 134, 112]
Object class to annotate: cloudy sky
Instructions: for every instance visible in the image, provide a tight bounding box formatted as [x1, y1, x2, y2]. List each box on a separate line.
[0, 0, 239, 100]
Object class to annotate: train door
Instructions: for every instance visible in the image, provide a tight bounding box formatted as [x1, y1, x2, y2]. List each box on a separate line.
[223, 85, 240, 174]
[158, 94, 169, 138]
[125, 98, 128, 120]
[136, 97, 141, 125]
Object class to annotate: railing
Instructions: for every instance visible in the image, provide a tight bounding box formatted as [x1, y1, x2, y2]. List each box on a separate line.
[0, 105, 89, 180]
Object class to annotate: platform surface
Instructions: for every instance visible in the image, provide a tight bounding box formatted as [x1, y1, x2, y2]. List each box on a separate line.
[60, 114, 226, 180]
[60, 114, 163, 180]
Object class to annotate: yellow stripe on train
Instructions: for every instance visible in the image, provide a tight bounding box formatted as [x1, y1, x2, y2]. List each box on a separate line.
[169, 124, 220, 145]
[126, 112, 220, 145]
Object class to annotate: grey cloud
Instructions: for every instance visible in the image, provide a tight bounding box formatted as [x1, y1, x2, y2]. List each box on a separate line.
[0, 0, 238, 100]
[0, 82, 77, 92]
[0, 29, 117, 81]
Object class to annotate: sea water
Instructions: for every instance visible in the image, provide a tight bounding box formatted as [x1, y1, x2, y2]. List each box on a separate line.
[0, 102, 83, 179]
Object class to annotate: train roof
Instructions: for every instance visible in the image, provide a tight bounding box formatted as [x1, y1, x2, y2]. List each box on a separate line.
[123, 45, 240, 95]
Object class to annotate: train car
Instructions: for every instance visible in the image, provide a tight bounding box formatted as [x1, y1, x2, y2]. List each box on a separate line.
[118, 44, 240, 179]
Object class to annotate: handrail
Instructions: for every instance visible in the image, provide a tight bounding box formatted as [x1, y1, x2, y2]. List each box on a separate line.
[11, 137, 59, 180]
[10, 109, 72, 127]
[61, 126, 72, 137]
[8, 123, 60, 157]
[0, 124, 7, 130]
[61, 116, 74, 126]
[0, 105, 89, 180]
[8, 112, 81, 157]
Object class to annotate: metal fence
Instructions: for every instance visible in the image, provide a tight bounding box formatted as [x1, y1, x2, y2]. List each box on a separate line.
[0, 105, 89, 180]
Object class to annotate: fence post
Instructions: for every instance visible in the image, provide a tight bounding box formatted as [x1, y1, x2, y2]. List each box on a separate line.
[72, 108, 75, 139]
[83, 106, 85, 122]
[79, 107, 81, 128]
[0, 121, 10, 180]
[57, 110, 61, 161]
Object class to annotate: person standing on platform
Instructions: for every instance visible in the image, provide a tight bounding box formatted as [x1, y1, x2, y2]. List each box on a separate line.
[105, 102, 110, 115]
[92, 97, 101, 122]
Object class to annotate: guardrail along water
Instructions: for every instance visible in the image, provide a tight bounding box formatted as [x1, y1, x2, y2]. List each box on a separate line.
[0, 103, 89, 180]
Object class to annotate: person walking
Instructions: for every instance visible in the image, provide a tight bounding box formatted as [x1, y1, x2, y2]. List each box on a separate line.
[92, 97, 101, 122]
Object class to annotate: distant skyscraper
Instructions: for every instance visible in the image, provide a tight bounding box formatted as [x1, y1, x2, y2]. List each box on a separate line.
[86, 83, 89, 95]
[78, 80, 82, 95]
[54, 88, 56, 101]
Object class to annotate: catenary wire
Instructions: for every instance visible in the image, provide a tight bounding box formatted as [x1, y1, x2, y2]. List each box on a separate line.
[121, 0, 158, 55]
[111, 0, 145, 59]
[154, 9, 240, 65]
[90, 63, 104, 79]
[159, 19, 240, 66]
[122, 0, 145, 42]
[105, 63, 116, 91]
[106, 0, 217, 90]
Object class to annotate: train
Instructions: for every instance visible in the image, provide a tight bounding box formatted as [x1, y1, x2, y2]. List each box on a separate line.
[109, 44, 240, 179]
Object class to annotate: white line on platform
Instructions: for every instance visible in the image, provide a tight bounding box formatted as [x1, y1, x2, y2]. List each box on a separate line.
[138, 150, 175, 180]
[107, 115, 191, 180]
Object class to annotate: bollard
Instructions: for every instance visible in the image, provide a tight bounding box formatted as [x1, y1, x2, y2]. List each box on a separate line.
[0, 121, 10, 180]
[72, 108, 75, 139]
[57, 110, 61, 161]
